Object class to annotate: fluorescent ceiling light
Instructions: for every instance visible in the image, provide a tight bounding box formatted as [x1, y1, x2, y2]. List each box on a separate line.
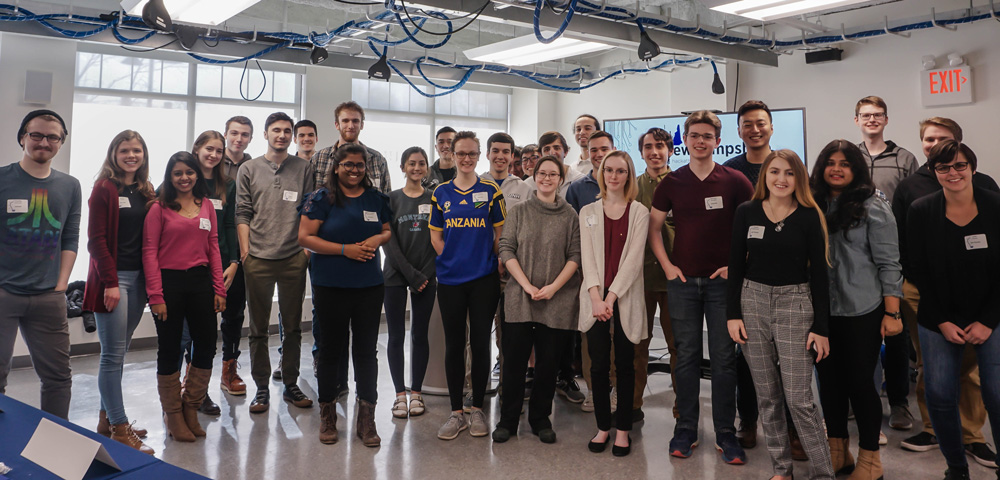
[465, 32, 613, 67]
[121, 0, 262, 26]
[702, 0, 871, 21]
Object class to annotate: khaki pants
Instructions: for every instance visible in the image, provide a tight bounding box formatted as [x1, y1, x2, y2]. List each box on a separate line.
[244, 251, 308, 390]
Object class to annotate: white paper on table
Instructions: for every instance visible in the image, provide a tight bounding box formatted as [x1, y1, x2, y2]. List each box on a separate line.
[21, 418, 121, 480]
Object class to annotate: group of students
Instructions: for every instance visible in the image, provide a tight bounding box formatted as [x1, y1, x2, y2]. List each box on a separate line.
[0, 96, 998, 480]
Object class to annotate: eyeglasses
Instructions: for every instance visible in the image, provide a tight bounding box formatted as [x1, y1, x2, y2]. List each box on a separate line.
[454, 151, 480, 159]
[686, 133, 716, 142]
[339, 162, 366, 171]
[536, 172, 561, 179]
[858, 112, 886, 121]
[933, 161, 970, 174]
[603, 167, 629, 177]
[26, 132, 64, 144]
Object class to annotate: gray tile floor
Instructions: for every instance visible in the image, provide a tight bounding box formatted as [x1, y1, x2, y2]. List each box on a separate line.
[4, 328, 995, 480]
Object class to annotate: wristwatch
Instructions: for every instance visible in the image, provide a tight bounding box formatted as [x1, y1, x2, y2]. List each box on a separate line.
[884, 311, 902, 320]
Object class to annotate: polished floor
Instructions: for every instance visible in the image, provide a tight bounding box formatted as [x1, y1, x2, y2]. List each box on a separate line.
[4, 327, 996, 480]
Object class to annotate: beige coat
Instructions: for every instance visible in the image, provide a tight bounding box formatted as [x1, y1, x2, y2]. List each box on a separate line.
[578, 199, 649, 344]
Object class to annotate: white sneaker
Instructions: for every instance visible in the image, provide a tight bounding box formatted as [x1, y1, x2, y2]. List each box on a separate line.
[879, 430, 888, 446]
[581, 393, 594, 412]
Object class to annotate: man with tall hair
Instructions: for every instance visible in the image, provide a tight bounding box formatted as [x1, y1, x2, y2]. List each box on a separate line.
[425, 126, 458, 189]
[571, 114, 601, 174]
[724, 100, 773, 187]
[526, 131, 585, 197]
[0, 110, 81, 419]
[236, 112, 316, 414]
[649, 110, 753, 465]
[294, 120, 318, 163]
[310, 101, 390, 194]
[223, 116, 254, 181]
[892, 117, 998, 468]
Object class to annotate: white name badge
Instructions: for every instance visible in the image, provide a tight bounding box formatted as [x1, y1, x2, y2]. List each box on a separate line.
[282, 190, 298, 202]
[199, 218, 211, 231]
[472, 192, 488, 203]
[965, 234, 988, 250]
[705, 196, 724, 210]
[363, 210, 379, 222]
[118, 197, 131, 209]
[6, 199, 28, 213]
[210, 199, 223, 210]
[585, 214, 596, 227]
[418, 204, 431, 215]
[748, 225, 765, 240]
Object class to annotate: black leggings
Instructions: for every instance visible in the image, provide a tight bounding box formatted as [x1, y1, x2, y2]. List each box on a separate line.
[587, 298, 636, 432]
[437, 271, 500, 412]
[499, 319, 570, 431]
[383, 282, 437, 393]
[313, 284, 384, 404]
[816, 305, 884, 451]
[156, 267, 218, 375]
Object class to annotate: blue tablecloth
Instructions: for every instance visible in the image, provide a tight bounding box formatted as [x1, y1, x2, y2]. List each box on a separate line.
[0, 394, 206, 480]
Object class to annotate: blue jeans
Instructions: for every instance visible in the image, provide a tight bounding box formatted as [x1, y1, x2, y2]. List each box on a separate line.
[668, 276, 737, 436]
[95, 270, 146, 425]
[919, 324, 1000, 469]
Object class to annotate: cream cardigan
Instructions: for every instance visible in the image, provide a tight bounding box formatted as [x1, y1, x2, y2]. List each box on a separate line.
[578, 199, 649, 344]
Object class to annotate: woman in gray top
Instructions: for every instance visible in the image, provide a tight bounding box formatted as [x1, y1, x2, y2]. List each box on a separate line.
[492, 156, 582, 445]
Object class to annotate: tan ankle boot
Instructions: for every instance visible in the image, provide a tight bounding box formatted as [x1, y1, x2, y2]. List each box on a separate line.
[157, 372, 195, 442]
[319, 401, 338, 444]
[181, 366, 212, 437]
[828, 437, 855, 475]
[110, 422, 155, 455]
[848, 448, 883, 480]
[99, 410, 147, 438]
[356, 399, 381, 447]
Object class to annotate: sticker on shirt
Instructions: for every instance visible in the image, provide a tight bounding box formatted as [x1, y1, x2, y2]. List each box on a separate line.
[6, 199, 28, 214]
[199, 218, 211, 231]
[705, 196, 724, 210]
[282, 190, 298, 202]
[418, 204, 431, 215]
[118, 197, 131, 209]
[210, 199, 223, 210]
[363, 210, 379, 222]
[585, 215, 596, 227]
[965, 234, 988, 250]
[748, 225, 765, 240]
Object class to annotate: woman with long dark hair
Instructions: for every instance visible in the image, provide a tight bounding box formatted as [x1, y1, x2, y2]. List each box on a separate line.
[143, 152, 226, 443]
[728, 150, 833, 480]
[810, 140, 903, 480]
[83, 130, 155, 454]
[299, 143, 391, 446]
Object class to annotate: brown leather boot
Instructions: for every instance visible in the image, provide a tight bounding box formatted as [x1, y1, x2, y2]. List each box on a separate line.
[356, 399, 381, 447]
[220, 359, 246, 396]
[848, 448, 883, 480]
[319, 401, 338, 444]
[182, 366, 212, 437]
[157, 372, 195, 442]
[790, 427, 809, 461]
[110, 422, 155, 455]
[99, 410, 148, 438]
[829, 437, 856, 476]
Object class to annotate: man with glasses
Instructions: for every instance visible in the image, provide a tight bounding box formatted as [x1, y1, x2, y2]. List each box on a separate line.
[425, 127, 458, 189]
[520, 144, 540, 180]
[649, 110, 753, 465]
[0, 110, 81, 419]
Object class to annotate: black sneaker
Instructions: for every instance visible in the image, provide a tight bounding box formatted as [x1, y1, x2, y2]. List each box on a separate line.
[943, 466, 970, 480]
[283, 385, 314, 408]
[901, 431, 938, 452]
[965, 442, 998, 468]
[249, 389, 269, 413]
[492, 362, 501, 379]
[555, 378, 585, 403]
[198, 392, 221, 416]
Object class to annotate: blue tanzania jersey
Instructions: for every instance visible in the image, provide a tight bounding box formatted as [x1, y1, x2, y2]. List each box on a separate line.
[429, 177, 506, 285]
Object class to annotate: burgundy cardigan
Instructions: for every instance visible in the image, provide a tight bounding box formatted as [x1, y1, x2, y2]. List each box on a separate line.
[83, 179, 148, 313]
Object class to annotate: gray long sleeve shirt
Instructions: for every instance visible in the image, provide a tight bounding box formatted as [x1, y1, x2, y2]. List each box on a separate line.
[235, 155, 315, 260]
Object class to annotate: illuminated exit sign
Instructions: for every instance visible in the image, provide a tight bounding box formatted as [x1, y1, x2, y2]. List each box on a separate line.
[921, 65, 973, 107]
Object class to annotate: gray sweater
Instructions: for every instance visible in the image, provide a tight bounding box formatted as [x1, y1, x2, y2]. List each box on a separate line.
[498, 195, 581, 331]
[235, 155, 315, 260]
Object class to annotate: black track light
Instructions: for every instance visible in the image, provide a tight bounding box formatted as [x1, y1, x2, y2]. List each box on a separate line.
[368, 52, 391, 81]
[174, 25, 199, 50]
[710, 60, 725, 95]
[141, 0, 172, 32]
[637, 26, 660, 61]
[310, 46, 329, 65]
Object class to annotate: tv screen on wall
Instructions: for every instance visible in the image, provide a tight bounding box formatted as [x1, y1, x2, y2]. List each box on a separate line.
[603, 108, 808, 173]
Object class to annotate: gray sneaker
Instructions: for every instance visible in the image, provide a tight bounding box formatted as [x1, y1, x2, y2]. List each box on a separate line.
[463, 391, 474, 413]
[437, 412, 468, 440]
[469, 410, 489, 437]
[889, 405, 914, 430]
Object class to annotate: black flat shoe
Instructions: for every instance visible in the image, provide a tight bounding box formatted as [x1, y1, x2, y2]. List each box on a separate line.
[612, 435, 632, 457]
[589, 433, 610, 453]
[534, 427, 556, 444]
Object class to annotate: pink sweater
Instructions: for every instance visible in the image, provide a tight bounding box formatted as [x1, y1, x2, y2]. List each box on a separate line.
[142, 200, 226, 305]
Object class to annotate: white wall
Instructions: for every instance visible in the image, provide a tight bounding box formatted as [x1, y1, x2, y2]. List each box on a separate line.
[301, 65, 353, 149]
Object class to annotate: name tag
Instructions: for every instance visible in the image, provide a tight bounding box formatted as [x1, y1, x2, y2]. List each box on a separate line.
[418, 204, 431, 215]
[748, 225, 765, 239]
[6, 199, 28, 213]
[118, 197, 131, 209]
[282, 190, 298, 202]
[199, 218, 211, 231]
[585, 214, 596, 227]
[363, 210, 379, 222]
[965, 234, 988, 250]
[705, 196, 724, 210]
[472, 192, 488, 203]
[210, 199, 223, 210]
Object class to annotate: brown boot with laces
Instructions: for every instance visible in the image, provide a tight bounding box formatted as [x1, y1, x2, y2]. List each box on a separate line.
[356, 399, 381, 447]
[110, 422, 155, 455]
[319, 401, 338, 444]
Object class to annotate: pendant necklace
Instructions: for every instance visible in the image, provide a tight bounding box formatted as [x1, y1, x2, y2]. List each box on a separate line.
[765, 200, 794, 232]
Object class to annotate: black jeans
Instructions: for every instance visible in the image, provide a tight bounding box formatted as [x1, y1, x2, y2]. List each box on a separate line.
[437, 271, 500, 412]
[156, 267, 218, 375]
[816, 305, 884, 451]
[498, 319, 570, 432]
[218, 263, 245, 362]
[384, 282, 437, 393]
[587, 297, 635, 432]
[313, 284, 384, 404]
[883, 320, 911, 407]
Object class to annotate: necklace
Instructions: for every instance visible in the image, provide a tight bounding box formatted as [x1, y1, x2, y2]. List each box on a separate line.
[764, 200, 795, 232]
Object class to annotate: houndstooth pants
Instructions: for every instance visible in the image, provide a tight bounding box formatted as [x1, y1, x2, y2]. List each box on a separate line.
[740, 280, 834, 480]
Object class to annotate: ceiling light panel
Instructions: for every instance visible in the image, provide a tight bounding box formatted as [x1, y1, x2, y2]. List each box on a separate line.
[121, 0, 262, 26]
[701, 0, 872, 21]
[465, 33, 613, 67]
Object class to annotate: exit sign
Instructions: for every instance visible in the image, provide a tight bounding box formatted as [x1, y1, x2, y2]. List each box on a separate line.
[921, 65, 973, 107]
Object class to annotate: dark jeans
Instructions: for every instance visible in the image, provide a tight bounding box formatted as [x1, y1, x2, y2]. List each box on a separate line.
[384, 282, 437, 393]
[220, 263, 246, 361]
[883, 320, 911, 407]
[920, 324, 1000, 469]
[587, 297, 635, 432]
[816, 306, 883, 451]
[313, 284, 384, 404]
[668, 276, 736, 435]
[437, 271, 500, 412]
[499, 319, 570, 432]
[156, 267, 218, 376]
